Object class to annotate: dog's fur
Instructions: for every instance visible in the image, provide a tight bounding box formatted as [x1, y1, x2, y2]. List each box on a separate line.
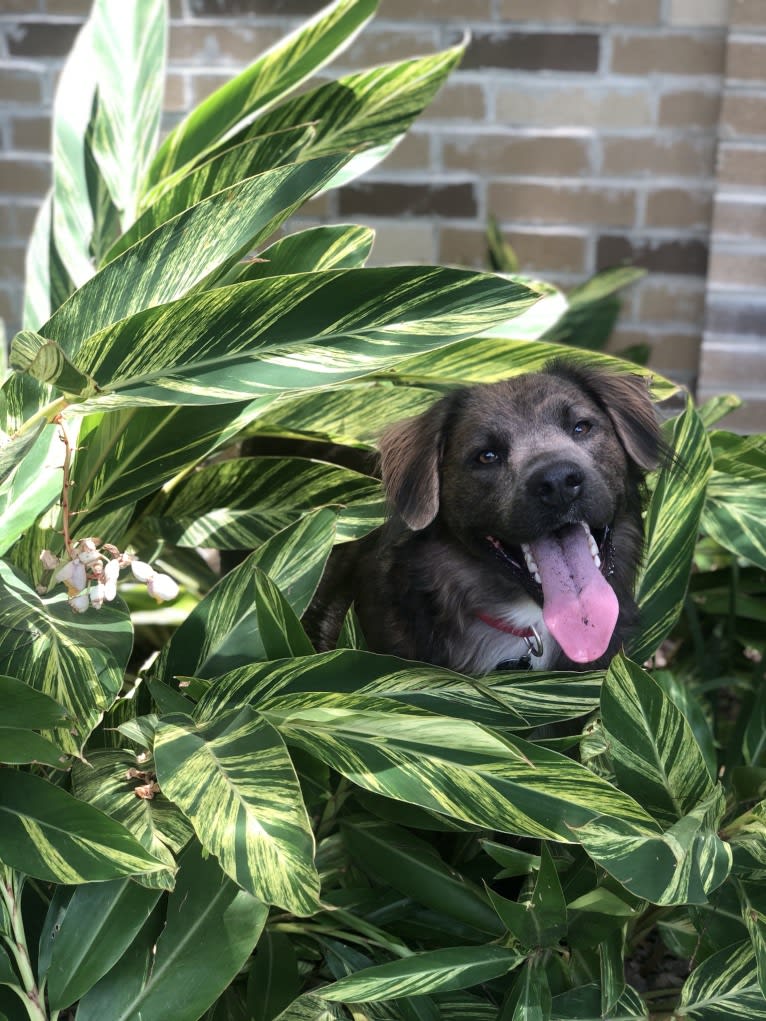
[304, 360, 667, 674]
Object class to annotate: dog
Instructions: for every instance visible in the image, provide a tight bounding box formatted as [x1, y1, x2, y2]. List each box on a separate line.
[304, 360, 668, 674]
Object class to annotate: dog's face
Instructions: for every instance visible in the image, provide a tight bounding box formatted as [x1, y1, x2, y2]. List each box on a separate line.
[379, 361, 666, 665]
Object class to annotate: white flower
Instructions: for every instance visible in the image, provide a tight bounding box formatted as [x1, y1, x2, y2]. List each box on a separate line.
[103, 558, 121, 601]
[69, 591, 90, 613]
[40, 549, 60, 570]
[146, 572, 179, 603]
[131, 560, 155, 583]
[55, 559, 87, 595]
[75, 538, 102, 566]
[90, 581, 105, 610]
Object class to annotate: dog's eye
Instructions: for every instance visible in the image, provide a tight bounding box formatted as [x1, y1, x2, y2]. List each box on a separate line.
[572, 420, 592, 437]
[476, 450, 500, 465]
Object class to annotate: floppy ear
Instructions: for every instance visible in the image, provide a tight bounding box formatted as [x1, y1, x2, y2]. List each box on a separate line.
[378, 397, 453, 530]
[544, 359, 668, 471]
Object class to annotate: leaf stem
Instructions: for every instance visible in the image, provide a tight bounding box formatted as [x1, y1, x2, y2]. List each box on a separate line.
[0, 868, 49, 1021]
[14, 396, 70, 439]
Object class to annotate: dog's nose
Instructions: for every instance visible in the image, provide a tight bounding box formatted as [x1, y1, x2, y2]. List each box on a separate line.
[530, 461, 584, 508]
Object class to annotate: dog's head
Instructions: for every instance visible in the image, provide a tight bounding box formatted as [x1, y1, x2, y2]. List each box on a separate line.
[378, 360, 669, 663]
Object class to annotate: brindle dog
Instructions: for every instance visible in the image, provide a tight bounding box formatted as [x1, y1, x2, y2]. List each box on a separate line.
[304, 360, 667, 674]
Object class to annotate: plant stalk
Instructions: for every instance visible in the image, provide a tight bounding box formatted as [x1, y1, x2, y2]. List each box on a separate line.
[0, 869, 48, 1021]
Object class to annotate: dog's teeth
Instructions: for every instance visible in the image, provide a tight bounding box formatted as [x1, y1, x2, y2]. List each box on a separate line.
[521, 542, 539, 578]
[580, 522, 591, 536]
[534, 570, 541, 584]
[592, 552, 601, 569]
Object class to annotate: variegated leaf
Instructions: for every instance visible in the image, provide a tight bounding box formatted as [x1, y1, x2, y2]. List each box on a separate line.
[0, 415, 68, 556]
[155, 509, 337, 683]
[702, 473, 766, 571]
[144, 0, 377, 188]
[576, 785, 731, 905]
[0, 561, 131, 755]
[234, 223, 375, 280]
[631, 397, 712, 663]
[40, 155, 350, 362]
[67, 269, 540, 410]
[90, 0, 166, 227]
[149, 456, 382, 549]
[319, 946, 523, 1003]
[107, 125, 315, 261]
[601, 655, 716, 827]
[678, 941, 766, 1019]
[0, 770, 164, 883]
[194, 649, 601, 733]
[72, 748, 193, 890]
[263, 692, 658, 840]
[253, 567, 315, 659]
[154, 706, 319, 914]
[22, 191, 53, 330]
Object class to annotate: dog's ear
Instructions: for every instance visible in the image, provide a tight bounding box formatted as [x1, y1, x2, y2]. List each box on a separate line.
[546, 361, 668, 471]
[378, 397, 453, 530]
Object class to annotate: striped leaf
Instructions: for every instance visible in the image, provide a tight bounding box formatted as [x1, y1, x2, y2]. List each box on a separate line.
[149, 456, 382, 549]
[509, 959, 552, 1021]
[486, 844, 566, 948]
[40, 155, 350, 362]
[234, 224, 375, 280]
[90, 0, 166, 227]
[67, 269, 540, 409]
[154, 707, 319, 914]
[601, 656, 716, 828]
[0, 561, 131, 755]
[155, 509, 336, 683]
[22, 191, 53, 330]
[0, 770, 164, 884]
[194, 650, 601, 733]
[0, 416, 68, 556]
[144, 0, 377, 188]
[677, 941, 766, 1019]
[263, 692, 658, 840]
[75, 842, 269, 1021]
[72, 748, 193, 890]
[631, 398, 712, 663]
[320, 946, 523, 1003]
[274, 995, 341, 1021]
[576, 785, 731, 905]
[702, 473, 766, 571]
[107, 125, 315, 262]
[46, 879, 162, 1010]
[738, 882, 766, 998]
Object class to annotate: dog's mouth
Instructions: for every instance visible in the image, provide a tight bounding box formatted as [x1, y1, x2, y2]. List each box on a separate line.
[486, 523, 619, 664]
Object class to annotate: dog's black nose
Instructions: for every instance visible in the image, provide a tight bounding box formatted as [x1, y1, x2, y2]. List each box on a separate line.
[530, 461, 584, 508]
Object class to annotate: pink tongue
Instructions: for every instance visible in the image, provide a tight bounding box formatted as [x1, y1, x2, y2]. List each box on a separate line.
[529, 525, 619, 663]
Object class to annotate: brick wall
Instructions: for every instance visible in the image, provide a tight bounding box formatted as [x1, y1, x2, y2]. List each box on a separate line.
[0, 0, 763, 429]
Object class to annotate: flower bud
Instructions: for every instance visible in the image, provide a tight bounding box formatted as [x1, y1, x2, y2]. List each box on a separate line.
[40, 549, 60, 570]
[146, 572, 179, 603]
[131, 560, 155, 583]
[69, 591, 90, 613]
[103, 558, 121, 601]
[90, 581, 105, 610]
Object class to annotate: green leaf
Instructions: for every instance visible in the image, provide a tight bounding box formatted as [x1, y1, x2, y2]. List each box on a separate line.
[486, 844, 566, 948]
[154, 707, 319, 914]
[599, 927, 626, 1017]
[0, 561, 131, 754]
[46, 879, 162, 1010]
[236, 224, 375, 280]
[148, 456, 381, 550]
[0, 770, 164, 883]
[600, 656, 716, 827]
[156, 509, 336, 682]
[342, 819, 503, 937]
[0, 728, 67, 767]
[76, 842, 268, 1021]
[0, 418, 67, 556]
[22, 191, 53, 330]
[10, 330, 99, 396]
[264, 692, 657, 840]
[144, 0, 377, 187]
[576, 785, 731, 906]
[320, 946, 523, 1003]
[89, 0, 166, 227]
[70, 268, 540, 410]
[247, 932, 302, 1021]
[677, 941, 766, 1019]
[273, 995, 341, 1021]
[0, 673, 70, 729]
[253, 567, 315, 659]
[508, 959, 551, 1021]
[702, 473, 766, 571]
[71, 748, 193, 890]
[42, 155, 350, 361]
[631, 398, 712, 662]
[738, 882, 766, 998]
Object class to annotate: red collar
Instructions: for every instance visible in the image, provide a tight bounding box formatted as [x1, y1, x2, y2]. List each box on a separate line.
[477, 612, 536, 639]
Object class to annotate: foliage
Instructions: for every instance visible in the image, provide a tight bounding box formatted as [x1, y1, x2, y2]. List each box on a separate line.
[0, 2, 765, 1020]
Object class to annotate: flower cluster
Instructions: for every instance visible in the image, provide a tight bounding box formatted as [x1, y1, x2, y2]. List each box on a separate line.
[40, 538, 179, 613]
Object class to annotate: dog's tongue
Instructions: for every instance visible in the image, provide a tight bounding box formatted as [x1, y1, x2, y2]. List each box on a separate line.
[528, 525, 619, 663]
